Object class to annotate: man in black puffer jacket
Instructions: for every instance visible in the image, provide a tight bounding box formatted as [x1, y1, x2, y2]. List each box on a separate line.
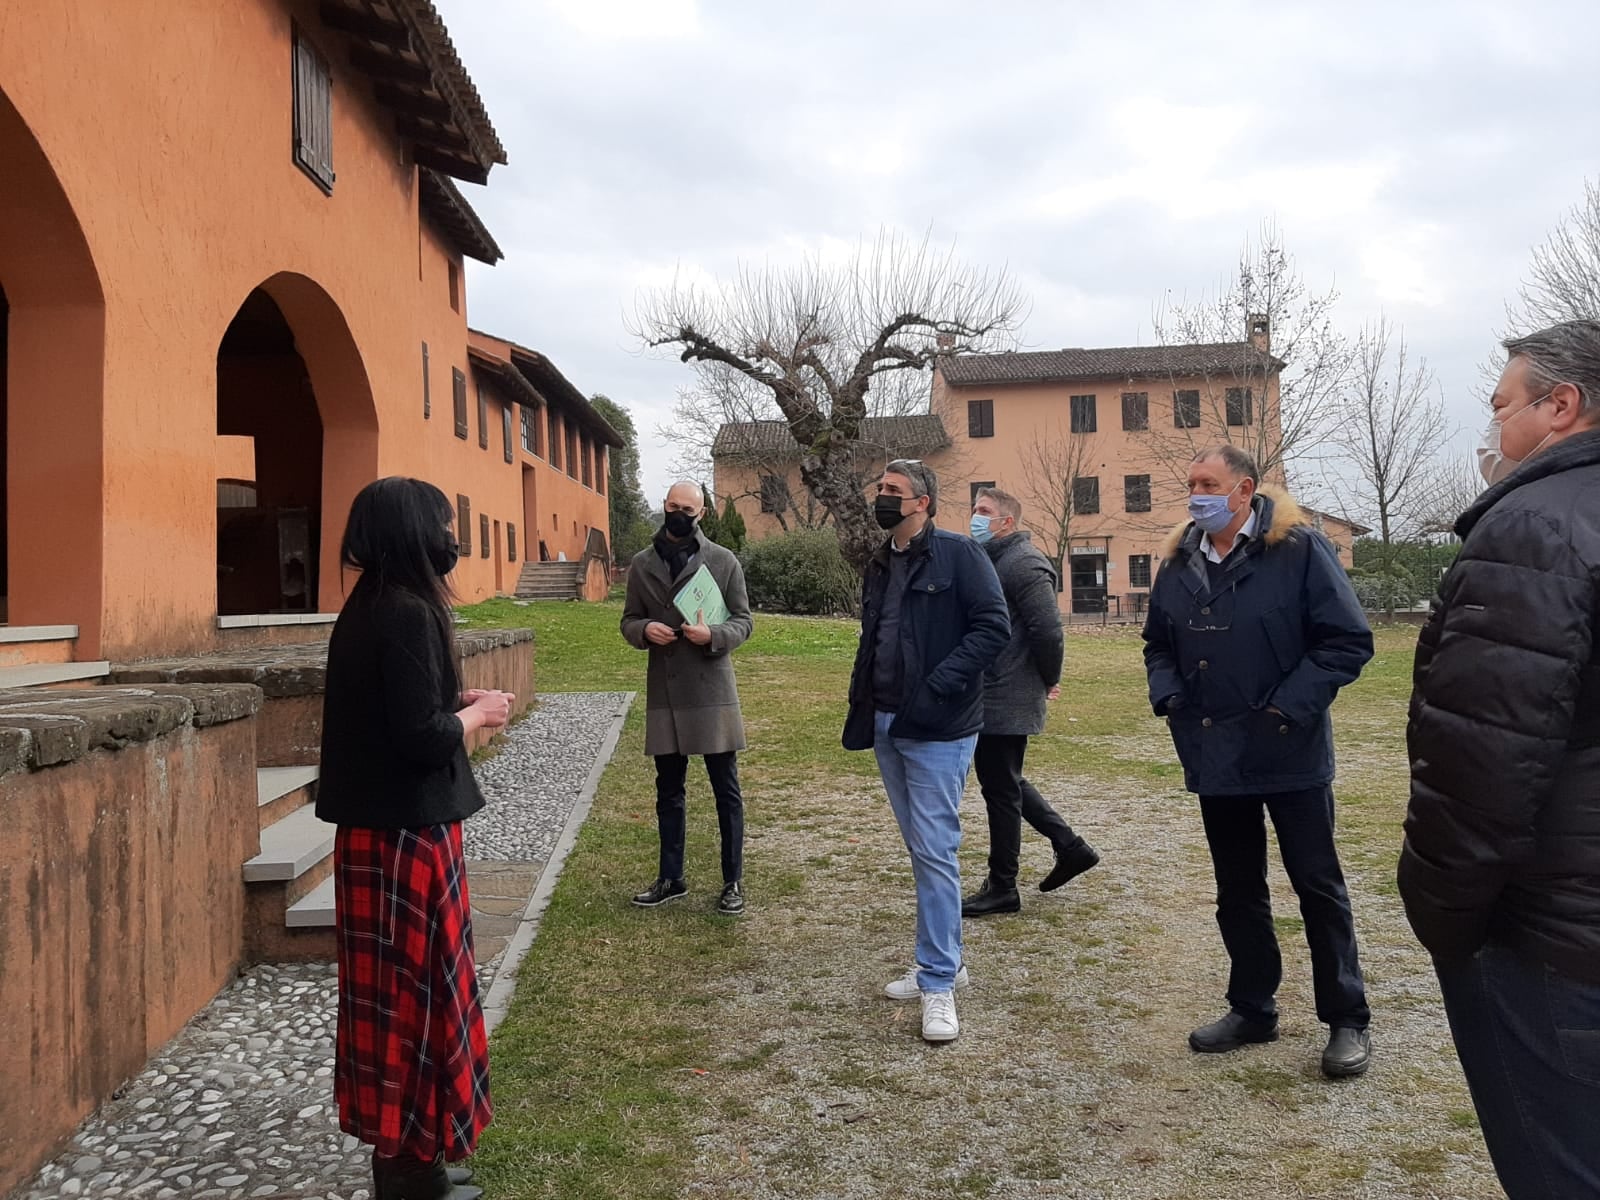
[961, 486, 1100, 918]
[1401, 320, 1600, 1200]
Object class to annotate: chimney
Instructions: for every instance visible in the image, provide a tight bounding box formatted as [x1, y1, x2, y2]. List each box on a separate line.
[935, 333, 955, 351]
[1247, 313, 1270, 353]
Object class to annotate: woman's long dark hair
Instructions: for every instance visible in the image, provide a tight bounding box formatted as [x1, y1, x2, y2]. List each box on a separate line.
[340, 477, 457, 638]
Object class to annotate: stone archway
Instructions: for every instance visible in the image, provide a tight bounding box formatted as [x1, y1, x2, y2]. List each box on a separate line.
[214, 273, 377, 616]
[0, 88, 106, 646]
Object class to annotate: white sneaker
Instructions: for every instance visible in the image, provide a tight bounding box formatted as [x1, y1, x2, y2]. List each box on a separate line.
[921, 990, 960, 1042]
[884, 964, 970, 1001]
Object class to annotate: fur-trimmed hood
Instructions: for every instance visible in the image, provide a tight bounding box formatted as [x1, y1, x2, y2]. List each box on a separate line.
[1159, 484, 1308, 561]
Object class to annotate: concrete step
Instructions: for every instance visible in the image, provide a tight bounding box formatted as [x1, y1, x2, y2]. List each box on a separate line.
[0, 661, 111, 689]
[243, 803, 335, 882]
[244, 802, 337, 961]
[256, 765, 319, 832]
[286, 875, 335, 928]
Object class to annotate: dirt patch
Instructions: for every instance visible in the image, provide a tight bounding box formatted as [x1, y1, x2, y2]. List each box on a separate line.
[673, 761, 1495, 1199]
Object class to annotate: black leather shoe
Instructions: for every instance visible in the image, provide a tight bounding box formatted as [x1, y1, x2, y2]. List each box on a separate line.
[962, 877, 1022, 918]
[717, 881, 745, 916]
[1188, 1011, 1279, 1053]
[1321, 1026, 1372, 1078]
[447, 1166, 473, 1186]
[631, 877, 688, 907]
[1039, 840, 1101, 892]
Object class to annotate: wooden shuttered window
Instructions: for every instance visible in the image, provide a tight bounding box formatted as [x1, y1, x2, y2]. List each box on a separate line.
[595, 446, 606, 495]
[480, 513, 490, 559]
[548, 410, 561, 470]
[457, 495, 471, 555]
[508, 523, 518, 562]
[292, 27, 335, 192]
[453, 368, 468, 439]
[422, 342, 430, 418]
[1072, 476, 1100, 515]
[503, 405, 514, 463]
[1121, 391, 1148, 431]
[967, 398, 994, 438]
[1174, 389, 1201, 428]
[478, 384, 490, 449]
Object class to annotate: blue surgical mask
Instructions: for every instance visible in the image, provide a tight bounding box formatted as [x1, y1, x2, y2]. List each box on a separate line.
[969, 513, 993, 543]
[1187, 481, 1243, 535]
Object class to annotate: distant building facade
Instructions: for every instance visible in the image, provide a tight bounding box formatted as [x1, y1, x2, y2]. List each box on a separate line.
[715, 320, 1363, 616]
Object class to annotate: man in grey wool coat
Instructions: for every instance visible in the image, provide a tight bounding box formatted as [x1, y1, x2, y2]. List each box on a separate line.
[963, 486, 1100, 917]
[620, 481, 753, 916]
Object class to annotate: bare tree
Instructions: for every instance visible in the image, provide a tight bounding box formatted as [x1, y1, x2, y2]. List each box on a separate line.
[1322, 317, 1449, 617]
[1148, 221, 1351, 498]
[1415, 455, 1486, 538]
[635, 231, 1026, 572]
[1017, 417, 1105, 592]
[1508, 178, 1600, 331]
[664, 360, 939, 532]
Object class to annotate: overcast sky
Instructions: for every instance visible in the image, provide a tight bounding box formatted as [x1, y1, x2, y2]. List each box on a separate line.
[443, 0, 1600, 504]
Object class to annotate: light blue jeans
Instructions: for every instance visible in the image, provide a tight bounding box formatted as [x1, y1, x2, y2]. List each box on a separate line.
[873, 710, 976, 993]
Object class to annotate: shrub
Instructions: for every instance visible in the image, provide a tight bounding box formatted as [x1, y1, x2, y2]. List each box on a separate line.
[741, 529, 859, 615]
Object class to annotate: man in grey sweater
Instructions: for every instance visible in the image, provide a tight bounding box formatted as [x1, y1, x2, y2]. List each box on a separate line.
[963, 486, 1101, 917]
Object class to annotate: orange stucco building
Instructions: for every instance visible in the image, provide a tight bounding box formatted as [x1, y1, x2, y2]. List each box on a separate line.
[0, 0, 618, 673]
[716, 322, 1363, 617]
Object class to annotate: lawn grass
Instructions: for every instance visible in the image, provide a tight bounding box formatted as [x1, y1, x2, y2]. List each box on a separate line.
[454, 600, 1492, 1200]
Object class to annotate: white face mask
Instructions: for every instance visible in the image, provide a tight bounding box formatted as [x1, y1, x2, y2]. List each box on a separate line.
[1477, 393, 1554, 486]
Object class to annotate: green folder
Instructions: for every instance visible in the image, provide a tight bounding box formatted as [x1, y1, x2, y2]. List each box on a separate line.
[673, 563, 729, 626]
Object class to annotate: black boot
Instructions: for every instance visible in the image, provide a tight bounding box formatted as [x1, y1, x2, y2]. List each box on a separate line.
[1321, 1026, 1372, 1078]
[962, 877, 1022, 917]
[1039, 839, 1100, 892]
[373, 1151, 484, 1200]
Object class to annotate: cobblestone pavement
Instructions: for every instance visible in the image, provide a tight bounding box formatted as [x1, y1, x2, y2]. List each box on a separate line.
[16, 692, 632, 1200]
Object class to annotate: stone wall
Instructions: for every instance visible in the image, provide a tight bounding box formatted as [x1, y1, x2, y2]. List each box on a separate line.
[0, 685, 261, 1199]
[111, 626, 536, 761]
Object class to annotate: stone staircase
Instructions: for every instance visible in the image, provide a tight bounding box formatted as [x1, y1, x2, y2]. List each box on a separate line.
[515, 560, 584, 600]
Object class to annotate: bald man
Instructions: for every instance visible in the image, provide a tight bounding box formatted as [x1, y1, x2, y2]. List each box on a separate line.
[620, 482, 754, 916]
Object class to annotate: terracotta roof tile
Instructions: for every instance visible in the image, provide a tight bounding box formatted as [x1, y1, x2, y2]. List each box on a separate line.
[940, 342, 1284, 387]
[712, 415, 950, 458]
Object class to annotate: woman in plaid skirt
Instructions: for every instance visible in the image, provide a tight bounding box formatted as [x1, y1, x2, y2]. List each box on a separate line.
[317, 478, 513, 1200]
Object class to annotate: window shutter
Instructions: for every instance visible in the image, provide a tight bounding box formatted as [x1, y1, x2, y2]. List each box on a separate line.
[1174, 390, 1201, 428]
[480, 513, 490, 558]
[1121, 391, 1148, 431]
[477, 385, 489, 449]
[1124, 474, 1151, 513]
[548, 410, 561, 469]
[1070, 395, 1098, 434]
[508, 524, 518, 562]
[596, 446, 606, 495]
[421, 342, 430, 418]
[967, 398, 994, 438]
[457, 495, 471, 555]
[453, 369, 468, 439]
[503, 405, 514, 463]
[291, 27, 334, 192]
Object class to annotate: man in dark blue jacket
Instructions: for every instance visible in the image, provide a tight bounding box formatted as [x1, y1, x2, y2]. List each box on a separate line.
[843, 459, 1010, 1043]
[1143, 445, 1375, 1078]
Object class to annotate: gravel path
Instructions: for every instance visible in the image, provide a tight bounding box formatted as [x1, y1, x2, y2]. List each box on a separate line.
[464, 693, 633, 861]
[15, 691, 633, 1200]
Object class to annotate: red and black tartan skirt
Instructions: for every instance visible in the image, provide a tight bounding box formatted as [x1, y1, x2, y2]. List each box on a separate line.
[333, 822, 492, 1161]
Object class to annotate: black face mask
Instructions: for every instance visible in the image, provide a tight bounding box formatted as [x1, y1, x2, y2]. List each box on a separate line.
[874, 494, 910, 530]
[429, 538, 460, 577]
[663, 510, 697, 539]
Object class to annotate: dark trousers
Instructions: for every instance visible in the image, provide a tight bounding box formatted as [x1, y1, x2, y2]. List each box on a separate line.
[1197, 786, 1369, 1029]
[974, 734, 1083, 890]
[1437, 944, 1600, 1200]
[655, 752, 743, 885]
